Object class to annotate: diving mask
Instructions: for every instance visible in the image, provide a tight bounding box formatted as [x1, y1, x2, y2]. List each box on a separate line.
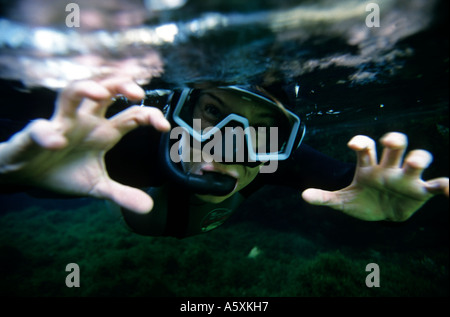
[169, 86, 305, 167]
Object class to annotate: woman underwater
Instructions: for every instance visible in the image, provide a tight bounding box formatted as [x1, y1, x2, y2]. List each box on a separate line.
[0, 77, 448, 238]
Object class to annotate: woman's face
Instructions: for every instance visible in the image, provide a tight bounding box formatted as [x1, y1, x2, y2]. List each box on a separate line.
[180, 88, 277, 203]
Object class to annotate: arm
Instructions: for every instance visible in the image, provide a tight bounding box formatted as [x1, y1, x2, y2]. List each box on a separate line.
[0, 77, 171, 214]
[301, 132, 449, 221]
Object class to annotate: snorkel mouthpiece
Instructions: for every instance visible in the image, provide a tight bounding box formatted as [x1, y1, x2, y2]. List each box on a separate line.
[159, 131, 236, 196]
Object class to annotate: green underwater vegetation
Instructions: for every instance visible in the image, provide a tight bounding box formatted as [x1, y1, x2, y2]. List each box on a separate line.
[0, 189, 448, 297]
[0, 107, 448, 297]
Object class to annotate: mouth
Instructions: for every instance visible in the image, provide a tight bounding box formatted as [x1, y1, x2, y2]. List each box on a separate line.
[200, 165, 239, 179]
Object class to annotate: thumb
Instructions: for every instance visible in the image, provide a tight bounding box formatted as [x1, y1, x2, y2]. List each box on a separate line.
[424, 177, 449, 197]
[93, 180, 154, 214]
[301, 188, 341, 207]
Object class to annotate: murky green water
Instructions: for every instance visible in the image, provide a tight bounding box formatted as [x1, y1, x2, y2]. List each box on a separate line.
[0, 0, 448, 298]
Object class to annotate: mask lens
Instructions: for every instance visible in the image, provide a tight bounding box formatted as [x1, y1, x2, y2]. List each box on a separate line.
[173, 87, 300, 162]
[180, 90, 231, 132]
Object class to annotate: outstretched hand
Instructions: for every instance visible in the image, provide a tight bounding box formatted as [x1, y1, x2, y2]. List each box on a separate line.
[0, 77, 170, 214]
[302, 132, 449, 221]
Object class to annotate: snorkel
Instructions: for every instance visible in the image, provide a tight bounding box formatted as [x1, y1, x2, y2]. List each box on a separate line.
[159, 130, 237, 195]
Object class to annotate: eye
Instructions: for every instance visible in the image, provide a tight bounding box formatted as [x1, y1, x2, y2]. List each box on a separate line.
[202, 104, 223, 123]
